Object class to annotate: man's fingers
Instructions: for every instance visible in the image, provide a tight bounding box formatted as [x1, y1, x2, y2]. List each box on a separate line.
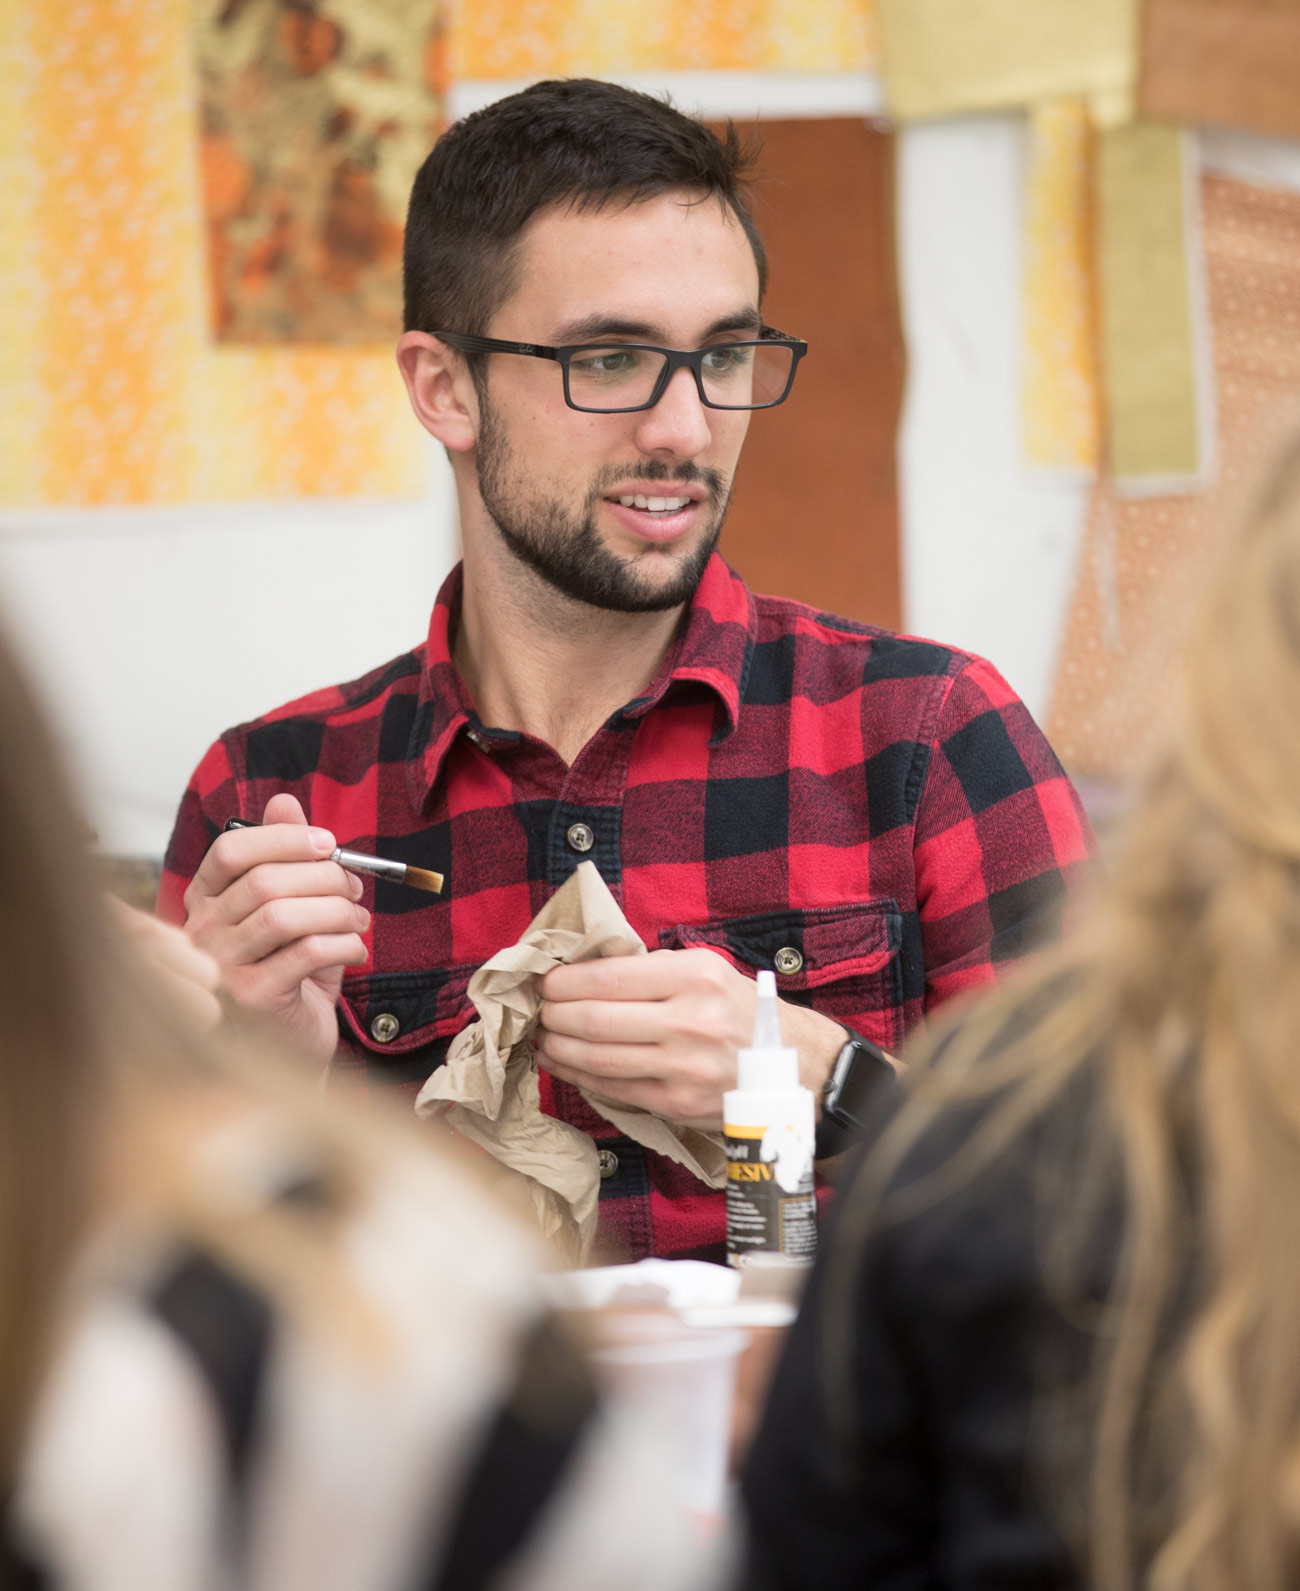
[216, 859, 362, 929]
[536, 1029, 663, 1080]
[188, 821, 339, 900]
[540, 947, 726, 1003]
[225, 894, 370, 966]
[539, 997, 668, 1045]
[538, 1051, 717, 1127]
[262, 791, 308, 826]
[230, 932, 368, 1005]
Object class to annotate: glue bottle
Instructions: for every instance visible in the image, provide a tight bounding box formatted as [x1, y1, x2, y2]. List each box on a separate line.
[723, 970, 817, 1266]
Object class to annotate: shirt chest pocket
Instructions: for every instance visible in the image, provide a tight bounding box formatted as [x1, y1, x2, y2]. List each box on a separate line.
[659, 899, 905, 1051]
[336, 964, 479, 1088]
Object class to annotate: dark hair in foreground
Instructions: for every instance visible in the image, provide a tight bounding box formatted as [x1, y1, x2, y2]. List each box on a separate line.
[403, 78, 766, 341]
[829, 424, 1300, 1591]
[0, 626, 500, 1494]
[0, 620, 106, 1486]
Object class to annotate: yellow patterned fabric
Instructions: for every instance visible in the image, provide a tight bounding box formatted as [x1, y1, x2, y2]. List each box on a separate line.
[1021, 99, 1100, 472]
[0, 0, 425, 507]
[451, 0, 878, 78]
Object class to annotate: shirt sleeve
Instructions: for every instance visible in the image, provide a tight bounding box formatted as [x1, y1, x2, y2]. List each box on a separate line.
[156, 737, 244, 924]
[911, 657, 1095, 1010]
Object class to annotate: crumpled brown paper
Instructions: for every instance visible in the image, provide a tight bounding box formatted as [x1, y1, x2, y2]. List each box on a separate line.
[415, 862, 727, 1263]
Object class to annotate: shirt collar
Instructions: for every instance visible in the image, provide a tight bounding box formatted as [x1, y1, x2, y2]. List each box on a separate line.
[408, 553, 754, 809]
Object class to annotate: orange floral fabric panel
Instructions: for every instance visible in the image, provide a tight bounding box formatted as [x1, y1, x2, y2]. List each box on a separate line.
[451, 0, 878, 78]
[197, 0, 445, 344]
[1047, 175, 1300, 783]
[0, 0, 427, 506]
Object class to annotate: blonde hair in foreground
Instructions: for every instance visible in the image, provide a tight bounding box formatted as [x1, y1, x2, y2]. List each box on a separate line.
[832, 424, 1300, 1591]
[0, 619, 450, 1494]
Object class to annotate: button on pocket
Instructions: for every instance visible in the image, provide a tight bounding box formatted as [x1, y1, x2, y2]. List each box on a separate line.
[773, 945, 804, 975]
[370, 1012, 401, 1043]
[598, 1148, 619, 1179]
[566, 822, 594, 853]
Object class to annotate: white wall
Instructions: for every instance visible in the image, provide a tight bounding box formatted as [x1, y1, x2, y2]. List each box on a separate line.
[0, 439, 459, 856]
[895, 113, 1091, 723]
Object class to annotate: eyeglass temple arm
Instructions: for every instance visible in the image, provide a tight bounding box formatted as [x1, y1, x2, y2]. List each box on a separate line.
[432, 331, 561, 358]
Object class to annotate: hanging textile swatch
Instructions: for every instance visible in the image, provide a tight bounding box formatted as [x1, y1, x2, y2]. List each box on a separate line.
[875, 0, 1137, 125]
[1095, 121, 1209, 488]
[0, 0, 428, 507]
[197, 0, 445, 344]
[1021, 99, 1101, 472]
[1140, 0, 1300, 141]
[1047, 173, 1300, 784]
[453, 0, 877, 79]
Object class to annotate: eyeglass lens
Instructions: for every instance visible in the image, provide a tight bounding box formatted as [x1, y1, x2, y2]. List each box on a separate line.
[565, 343, 794, 411]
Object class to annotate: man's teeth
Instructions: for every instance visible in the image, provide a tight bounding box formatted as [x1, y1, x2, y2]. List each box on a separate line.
[616, 494, 691, 513]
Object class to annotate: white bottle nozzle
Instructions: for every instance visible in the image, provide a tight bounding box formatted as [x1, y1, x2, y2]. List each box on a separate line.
[751, 969, 783, 1049]
[737, 968, 799, 1092]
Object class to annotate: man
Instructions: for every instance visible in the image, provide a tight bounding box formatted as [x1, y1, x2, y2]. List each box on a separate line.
[161, 79, 1094, 1262]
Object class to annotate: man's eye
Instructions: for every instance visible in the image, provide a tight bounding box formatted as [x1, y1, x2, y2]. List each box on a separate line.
[702, 345, 752, 374]
[573, 349, 642, 377]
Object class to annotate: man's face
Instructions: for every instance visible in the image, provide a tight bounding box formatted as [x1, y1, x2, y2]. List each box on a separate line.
[470, 190, 760, 612]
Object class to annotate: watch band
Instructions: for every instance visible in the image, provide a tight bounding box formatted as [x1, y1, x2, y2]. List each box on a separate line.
[814, 1026, 893, 1159]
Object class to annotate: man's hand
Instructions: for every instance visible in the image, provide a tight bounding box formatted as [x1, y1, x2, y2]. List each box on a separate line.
[111, 900, 223, 1032]
[180, 792, 369, 1064]
[535, 948, 846, 1131]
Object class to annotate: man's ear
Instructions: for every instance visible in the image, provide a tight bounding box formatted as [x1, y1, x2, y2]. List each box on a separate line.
[395, 332, 479, 453]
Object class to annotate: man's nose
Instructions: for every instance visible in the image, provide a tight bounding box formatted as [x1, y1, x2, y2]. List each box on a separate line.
[632, 364, 712, 460]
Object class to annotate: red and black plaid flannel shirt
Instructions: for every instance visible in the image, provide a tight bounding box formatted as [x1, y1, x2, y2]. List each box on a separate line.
[161, 554, 1095, 1262]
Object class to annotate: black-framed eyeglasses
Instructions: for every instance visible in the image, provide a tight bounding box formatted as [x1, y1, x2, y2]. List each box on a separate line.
[433, 326, 807, 413]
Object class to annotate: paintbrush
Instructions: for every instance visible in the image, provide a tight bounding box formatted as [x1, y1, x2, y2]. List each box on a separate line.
[223, 818, 443, 895]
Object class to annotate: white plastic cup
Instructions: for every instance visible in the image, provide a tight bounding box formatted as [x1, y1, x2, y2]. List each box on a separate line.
[591, 1322, 748, 1516]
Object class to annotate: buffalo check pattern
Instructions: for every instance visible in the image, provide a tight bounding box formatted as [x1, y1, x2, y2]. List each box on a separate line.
[161, 555, 1095, 1262]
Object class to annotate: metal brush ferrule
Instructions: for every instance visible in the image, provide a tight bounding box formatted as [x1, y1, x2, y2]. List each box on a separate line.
[330, 847, 406, 884]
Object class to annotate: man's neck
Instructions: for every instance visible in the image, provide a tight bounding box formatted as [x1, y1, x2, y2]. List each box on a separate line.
[453, 535, 688, 767]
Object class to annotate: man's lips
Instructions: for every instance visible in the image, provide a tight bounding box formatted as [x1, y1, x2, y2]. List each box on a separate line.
[601, 488, 705, 543]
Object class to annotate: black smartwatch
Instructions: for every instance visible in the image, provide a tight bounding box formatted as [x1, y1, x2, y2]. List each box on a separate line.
[815, 1027, 894, 1159]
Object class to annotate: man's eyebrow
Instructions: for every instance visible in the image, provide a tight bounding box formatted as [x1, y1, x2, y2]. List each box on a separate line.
[553, 308, 763, 345]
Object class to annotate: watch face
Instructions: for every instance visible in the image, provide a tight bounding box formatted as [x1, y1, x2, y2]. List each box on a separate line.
[830, 1039, 889, 1130]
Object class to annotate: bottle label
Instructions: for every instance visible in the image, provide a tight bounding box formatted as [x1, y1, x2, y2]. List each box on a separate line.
[724, 1121, 817, 1266]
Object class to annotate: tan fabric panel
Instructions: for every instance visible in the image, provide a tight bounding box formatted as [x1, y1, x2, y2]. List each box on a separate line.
[715, 118, 903, 628]
[1047, 174, 1300, 783]
[1095, 121, 1203, 484]
[1140, 0, 1300, 139]
[875, 0, 1136, 123]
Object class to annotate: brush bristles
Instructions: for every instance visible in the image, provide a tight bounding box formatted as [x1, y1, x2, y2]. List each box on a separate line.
[405, 865, 444, 895]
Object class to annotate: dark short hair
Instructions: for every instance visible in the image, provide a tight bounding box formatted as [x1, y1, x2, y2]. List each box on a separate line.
[402, 78, 766, 342]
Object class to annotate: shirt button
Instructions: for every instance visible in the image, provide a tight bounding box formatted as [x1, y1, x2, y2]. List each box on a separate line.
[370, 1012, 401, 1043]
[598, 1149, 619, 1179]
[566, 822, 595, 854]
[773, 945, 804, 976]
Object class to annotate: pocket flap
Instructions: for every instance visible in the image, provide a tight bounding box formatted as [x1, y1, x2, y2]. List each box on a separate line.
[338, 963, 477, 1059]
[663, 900, 901, 991]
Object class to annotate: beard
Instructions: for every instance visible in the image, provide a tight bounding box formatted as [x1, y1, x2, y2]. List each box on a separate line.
[475, 397, 731, 613]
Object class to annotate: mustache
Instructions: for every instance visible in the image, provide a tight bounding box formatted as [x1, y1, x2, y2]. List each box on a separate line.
[588, 460, 728, 500]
